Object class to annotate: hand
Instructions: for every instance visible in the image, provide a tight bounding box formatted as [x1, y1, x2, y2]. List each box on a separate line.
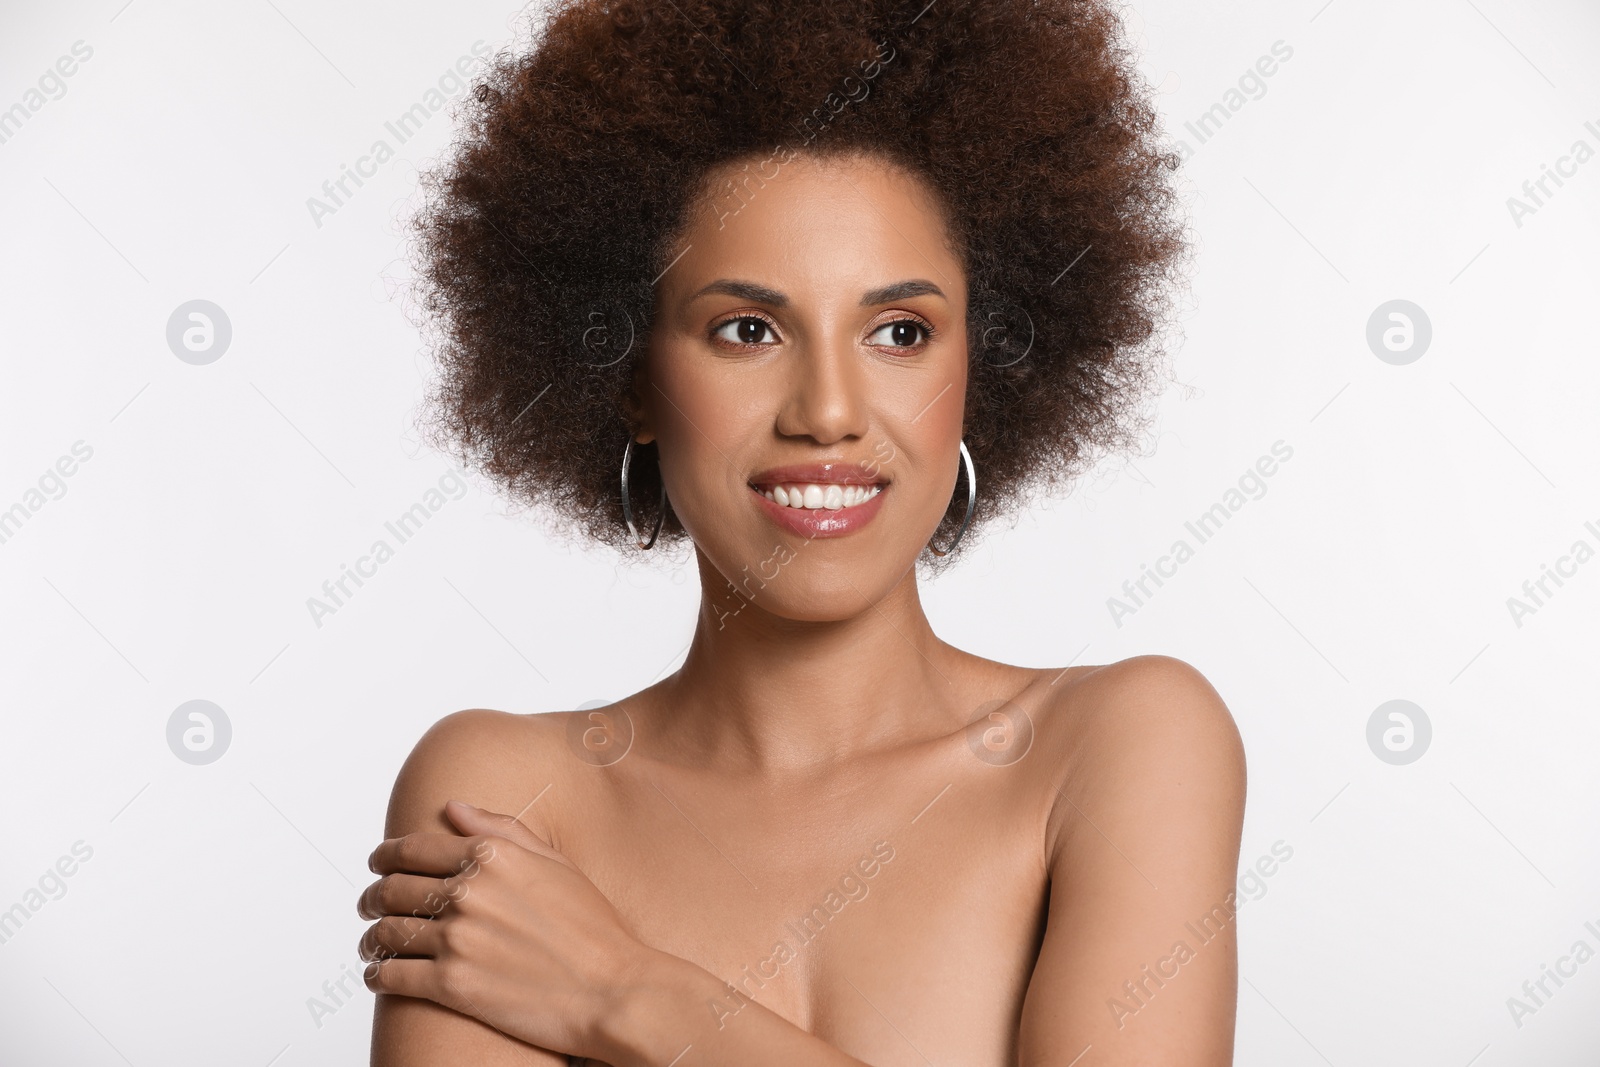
[357, 800, 654, 1058]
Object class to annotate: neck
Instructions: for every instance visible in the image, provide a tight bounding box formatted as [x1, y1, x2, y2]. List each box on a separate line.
[650, 552, 969, 774]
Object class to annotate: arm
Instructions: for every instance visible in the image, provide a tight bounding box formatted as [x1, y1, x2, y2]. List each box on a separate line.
[366, 709, 877, 1067]
[1017, 655, 1248, 1066]
[368, 709, 572, 1066]
[591, 957, 878, 1067]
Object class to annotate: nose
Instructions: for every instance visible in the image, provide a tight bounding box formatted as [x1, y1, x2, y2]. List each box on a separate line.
[773, 331, 868, 446]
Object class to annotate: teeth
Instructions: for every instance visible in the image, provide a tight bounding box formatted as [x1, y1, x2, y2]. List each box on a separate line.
[759, 483, 883, 510]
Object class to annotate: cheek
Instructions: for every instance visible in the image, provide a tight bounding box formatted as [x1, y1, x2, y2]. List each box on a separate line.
[904, 422, 964, 518]
[648, 356, 754, 521]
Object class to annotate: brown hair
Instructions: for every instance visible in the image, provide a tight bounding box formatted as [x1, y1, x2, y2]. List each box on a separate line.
[411, 0, 1188, 562]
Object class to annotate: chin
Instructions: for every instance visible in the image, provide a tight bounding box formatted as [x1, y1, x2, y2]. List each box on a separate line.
[712, 551, 911, 624]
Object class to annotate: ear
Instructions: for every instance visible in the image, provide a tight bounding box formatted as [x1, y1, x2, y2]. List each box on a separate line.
[621, 359, 655, 445]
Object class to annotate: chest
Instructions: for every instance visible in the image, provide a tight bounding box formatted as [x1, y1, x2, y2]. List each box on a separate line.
[548, 763, 1053, 1064]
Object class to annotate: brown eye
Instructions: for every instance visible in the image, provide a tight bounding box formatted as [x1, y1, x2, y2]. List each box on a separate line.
[713, 316, 777, 345]
[866, 319, 931, 348]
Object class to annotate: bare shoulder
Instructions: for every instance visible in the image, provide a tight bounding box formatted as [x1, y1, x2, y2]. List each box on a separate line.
[1034, 655, 1243, 765]
[372, 709, 576, 1065]
[1033, 655, 1246, 852]
[384, 708, 571, 840]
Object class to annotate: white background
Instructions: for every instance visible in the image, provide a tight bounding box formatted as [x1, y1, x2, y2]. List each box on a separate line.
[1, 0, 1597, 1063]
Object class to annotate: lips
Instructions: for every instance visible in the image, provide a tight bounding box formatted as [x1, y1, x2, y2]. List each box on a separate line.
[747, 462, 886, 490]
[746, 461, 888, 539]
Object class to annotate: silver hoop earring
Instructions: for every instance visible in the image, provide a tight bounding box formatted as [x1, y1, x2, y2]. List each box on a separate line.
[620, 437, 666, 550]
[928, 439, 976, 557]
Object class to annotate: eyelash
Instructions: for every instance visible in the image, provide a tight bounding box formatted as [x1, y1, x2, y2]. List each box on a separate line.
[708, 313, 938, 351]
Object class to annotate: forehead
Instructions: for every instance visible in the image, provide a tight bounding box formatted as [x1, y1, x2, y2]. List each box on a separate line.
[662, 151, 966, 304]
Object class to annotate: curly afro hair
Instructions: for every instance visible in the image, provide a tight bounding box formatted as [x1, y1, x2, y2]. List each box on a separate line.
[411, 0, 1188, 563]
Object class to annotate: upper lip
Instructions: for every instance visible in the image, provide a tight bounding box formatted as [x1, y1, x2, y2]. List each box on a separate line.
[748, 462, 887, 489]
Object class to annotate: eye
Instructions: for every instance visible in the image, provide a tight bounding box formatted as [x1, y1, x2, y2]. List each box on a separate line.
[865, 319, 933, 349]
[711, 315, 779, 346]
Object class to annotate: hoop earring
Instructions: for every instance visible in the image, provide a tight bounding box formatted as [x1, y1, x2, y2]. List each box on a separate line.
[620, 437, 666, 550]
[927, 439, 976, 557]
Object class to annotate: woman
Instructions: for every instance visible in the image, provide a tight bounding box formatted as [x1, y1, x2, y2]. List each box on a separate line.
[357, 1, 1245, 1064]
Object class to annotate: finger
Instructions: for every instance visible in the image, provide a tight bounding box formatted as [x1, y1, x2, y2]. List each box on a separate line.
[444, 799, 554, 852]
[356, 872, 465, 921]
[363, 956, 443, 1002]
[364, 957, 486, 1025]
[368, 831, 498, 877]
[359, 913, 446, 962]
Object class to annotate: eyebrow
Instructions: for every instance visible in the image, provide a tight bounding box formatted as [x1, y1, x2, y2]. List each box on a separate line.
[688, 278, 947, 308]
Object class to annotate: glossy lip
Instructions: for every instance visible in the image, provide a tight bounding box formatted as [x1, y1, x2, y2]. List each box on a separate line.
[747, 462, 890, 539]
[749, 481, 888, 539]
[747, 461, 887, 490]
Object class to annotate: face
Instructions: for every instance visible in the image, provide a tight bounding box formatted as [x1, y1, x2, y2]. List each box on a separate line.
[633, 150, 969, 621]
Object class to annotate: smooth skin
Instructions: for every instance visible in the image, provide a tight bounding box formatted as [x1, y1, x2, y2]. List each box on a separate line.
[361, 151, 1246, 1066]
